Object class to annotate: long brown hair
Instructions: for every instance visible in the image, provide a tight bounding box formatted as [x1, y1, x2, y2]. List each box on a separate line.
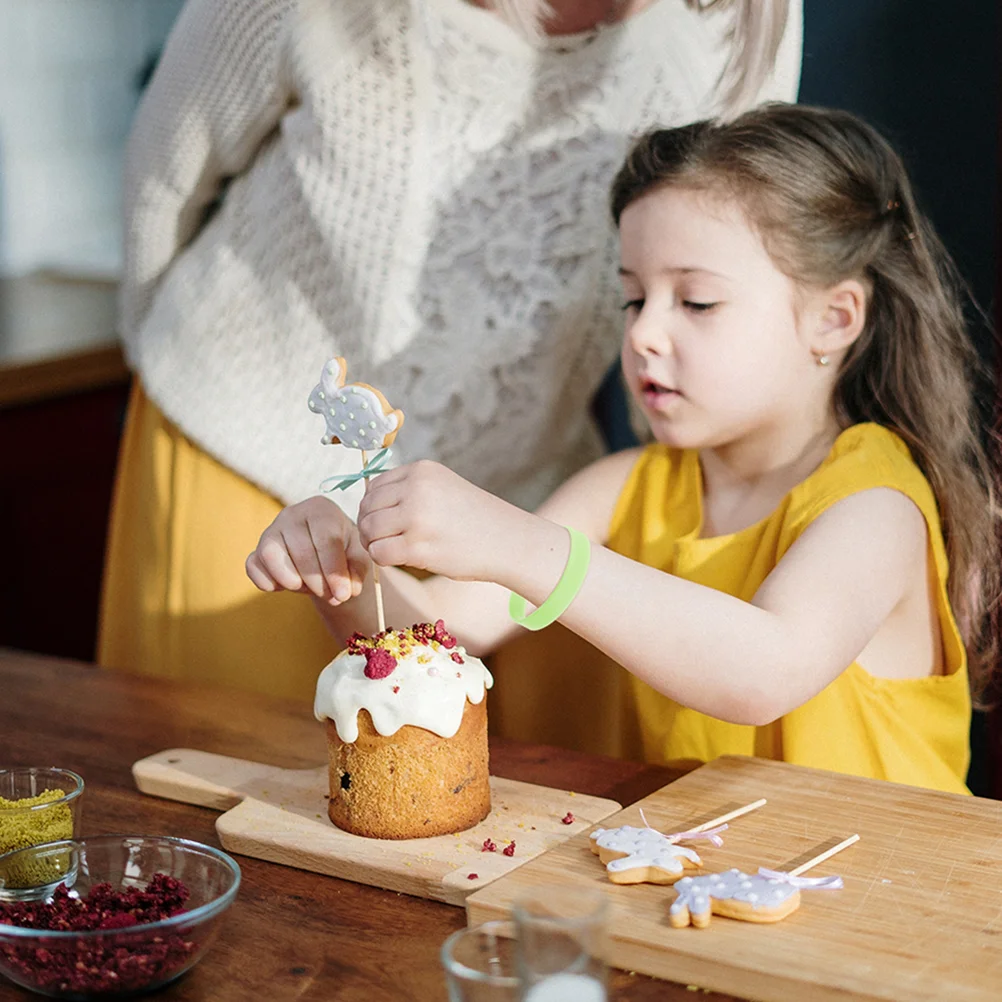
[610, 103, 1001, 701]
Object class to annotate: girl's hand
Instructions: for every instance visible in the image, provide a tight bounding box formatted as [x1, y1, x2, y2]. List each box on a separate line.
[357, 461, 529, 582]
[246, 496, 369, 605]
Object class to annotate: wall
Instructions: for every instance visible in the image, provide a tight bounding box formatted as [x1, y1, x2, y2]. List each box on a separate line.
[0, 0, 184, 277]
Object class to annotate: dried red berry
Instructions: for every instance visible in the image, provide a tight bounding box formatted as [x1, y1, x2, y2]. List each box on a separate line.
[482, 839, 497, 853]
[0, 875, 196, 995]
[502, 842, 516, 857]
[363, 648, 397, 679]
[467, 873, 479, 880]
[434, 619, 458, 648]
[450, 652, 464, 664]
[392, 685, 400, 694]
[561, 812, 575, 825]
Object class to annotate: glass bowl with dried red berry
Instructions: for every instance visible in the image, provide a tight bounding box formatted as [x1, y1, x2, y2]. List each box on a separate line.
[0, 835, 241, 999]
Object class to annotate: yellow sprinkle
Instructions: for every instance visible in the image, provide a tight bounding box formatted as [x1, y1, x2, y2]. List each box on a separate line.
[568, 791, 576, 797]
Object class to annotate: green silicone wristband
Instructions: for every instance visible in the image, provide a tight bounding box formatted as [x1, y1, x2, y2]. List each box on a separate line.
[508, 526, 591, 631]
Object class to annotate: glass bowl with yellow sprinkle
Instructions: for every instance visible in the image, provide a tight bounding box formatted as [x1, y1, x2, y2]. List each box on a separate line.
[0, 769, 84, 893]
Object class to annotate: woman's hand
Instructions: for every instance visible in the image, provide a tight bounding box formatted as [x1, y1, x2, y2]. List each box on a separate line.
[246, 496, 369, 605]
[357, 461, 531, 582]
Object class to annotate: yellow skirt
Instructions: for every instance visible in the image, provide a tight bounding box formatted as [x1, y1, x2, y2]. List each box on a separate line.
[97, 381, 336, 701]
[98, 381, 640, 757]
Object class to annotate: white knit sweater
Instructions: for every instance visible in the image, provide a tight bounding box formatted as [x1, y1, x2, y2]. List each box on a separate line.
[122, 0, 801, 516]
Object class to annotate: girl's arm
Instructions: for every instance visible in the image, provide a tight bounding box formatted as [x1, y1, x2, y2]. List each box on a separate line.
[361, 465, 928, 725]
[121, 0, 295, 343]
[318, 448, 644, 655]
[248, 449, 643, 655]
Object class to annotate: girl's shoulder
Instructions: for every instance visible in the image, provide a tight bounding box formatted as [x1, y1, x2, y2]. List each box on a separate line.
[793, 422, 936, 521]
[784, 423, 943, 561]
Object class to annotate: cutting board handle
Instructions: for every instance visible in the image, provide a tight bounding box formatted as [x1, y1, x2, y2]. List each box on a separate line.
[132, 748, 288, 811]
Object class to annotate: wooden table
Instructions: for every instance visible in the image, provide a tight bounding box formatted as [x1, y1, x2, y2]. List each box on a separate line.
[0, 650, 739, 1002]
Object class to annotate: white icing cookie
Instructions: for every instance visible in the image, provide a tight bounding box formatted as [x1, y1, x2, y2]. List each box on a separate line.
[669, 869, 801, 928]
[589, 826, 702, 885]
[308, 357, 404, 450]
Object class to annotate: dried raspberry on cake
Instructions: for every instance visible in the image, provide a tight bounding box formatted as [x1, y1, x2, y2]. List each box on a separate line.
[433, 619, 458, 648]
[363, 648, 397, 679]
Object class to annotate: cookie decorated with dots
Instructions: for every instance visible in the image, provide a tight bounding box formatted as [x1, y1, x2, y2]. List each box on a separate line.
[669, 869, 801, 928]
[308, 357, 404, 450]
[589, 825, 703, 885]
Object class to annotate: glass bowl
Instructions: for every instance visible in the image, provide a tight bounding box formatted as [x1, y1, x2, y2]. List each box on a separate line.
[0, 768, 85, 862]
[0, 835, 241, 999]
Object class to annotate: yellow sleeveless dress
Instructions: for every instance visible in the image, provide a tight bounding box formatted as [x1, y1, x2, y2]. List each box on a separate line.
[606, 422, 971, 794]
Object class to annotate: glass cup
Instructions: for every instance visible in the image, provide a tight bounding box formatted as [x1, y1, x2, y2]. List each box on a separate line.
[0, 768, 84, 890]
[441, 920, 522, 1002]
[513, 887, 609, 1002]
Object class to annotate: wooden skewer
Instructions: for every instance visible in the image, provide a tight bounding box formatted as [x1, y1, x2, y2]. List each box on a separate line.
[691, 798, 768, 833]
[360, 450, 386, 633]
[789, 833, 860, 876]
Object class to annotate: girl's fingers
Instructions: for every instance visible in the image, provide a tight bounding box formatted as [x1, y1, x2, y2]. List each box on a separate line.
[255, 534, 306, 592]
[308, 519, 353, 603]
[345, 533, 370, 597]
[245, 552, 280, 592]
[278, 527, 328, 597]
[358, 477, 405, 519]
[357, 505, 408, 549]
[367, 534, 413, 569]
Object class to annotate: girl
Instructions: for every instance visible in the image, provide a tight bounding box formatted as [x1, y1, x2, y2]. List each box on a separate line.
[247, 104, 999, 794]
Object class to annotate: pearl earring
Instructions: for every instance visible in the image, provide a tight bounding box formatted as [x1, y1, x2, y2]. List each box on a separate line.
[816, 354, 830, 367]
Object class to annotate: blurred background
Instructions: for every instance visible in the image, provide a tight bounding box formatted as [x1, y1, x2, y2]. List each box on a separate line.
[0, 0, 998, 788]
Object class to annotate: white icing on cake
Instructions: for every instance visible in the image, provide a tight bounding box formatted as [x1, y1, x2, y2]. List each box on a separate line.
[314, 639, 493, 742]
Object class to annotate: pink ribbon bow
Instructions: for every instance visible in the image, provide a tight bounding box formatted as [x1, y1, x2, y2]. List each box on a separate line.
[756, 867, 844, 889]
[639, 808, 728, 847]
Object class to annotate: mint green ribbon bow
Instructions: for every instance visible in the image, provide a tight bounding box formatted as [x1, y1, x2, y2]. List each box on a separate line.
[319, 448, 392, 493]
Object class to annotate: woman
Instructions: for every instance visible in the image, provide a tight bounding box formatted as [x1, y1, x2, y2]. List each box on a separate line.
[99, 0, 802, 704]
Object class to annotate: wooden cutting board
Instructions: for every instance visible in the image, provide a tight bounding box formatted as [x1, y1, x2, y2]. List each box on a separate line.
[466, 755, 1002, 1002]
[132, 748, 620, 906]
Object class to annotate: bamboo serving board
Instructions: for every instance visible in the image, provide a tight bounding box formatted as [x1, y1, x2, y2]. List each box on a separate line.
[132, 748, 620, 905]
[466, 755, 1002, 1002]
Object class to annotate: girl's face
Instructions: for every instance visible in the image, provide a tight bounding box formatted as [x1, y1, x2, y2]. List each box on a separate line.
[618, 186, 824, 451]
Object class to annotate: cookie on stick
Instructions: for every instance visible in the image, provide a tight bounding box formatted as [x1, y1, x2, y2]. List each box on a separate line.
[589, 799, 766, 885]
[309, 357, 404, 631]
[669, 833, 859, 928]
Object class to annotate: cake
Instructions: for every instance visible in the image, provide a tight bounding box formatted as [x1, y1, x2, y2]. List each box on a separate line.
[314, 620, 494, 839]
